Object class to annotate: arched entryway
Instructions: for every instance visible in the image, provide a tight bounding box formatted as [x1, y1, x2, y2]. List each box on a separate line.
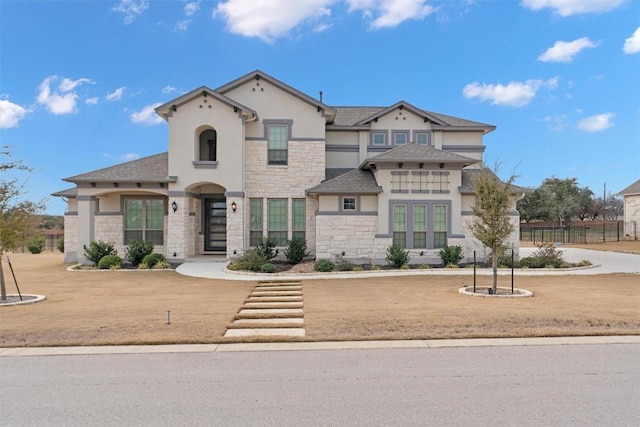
[187, 183, 228, 254]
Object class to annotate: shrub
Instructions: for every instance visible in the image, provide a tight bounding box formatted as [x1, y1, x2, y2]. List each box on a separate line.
[138, 262, 150, 270]
[234, 249, 269, 272]
[98, 254, 122, 269]
[261, 263, 276, 273]
[520, 243, 566, 268]
[445, 263, 459, 269]
[226, 262, 240, 271]
[314, 259, 335, 272]
[577, 259, 593, 267]
[386, 244, 410, 269]
[153, 260, 171, 270]
[336, 259, 355, 271]
[438, 245, 463, 266]
[353, 266, 364, 272]
[84, 240, 117, 265]
[497, 248, 516, 268]
[284, 238, 309, 265]
[142, 253, 166, 268]
[418, 264, 431, 269]
[27, 235, 45, 254]
[57, 237, 64, 253]
[255, 237, 277, 262]
[400, 264, 410, 270]
[125, 239, 154, 267]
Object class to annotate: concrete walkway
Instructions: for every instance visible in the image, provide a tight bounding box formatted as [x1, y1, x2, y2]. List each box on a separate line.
[2, 335, 639, 357]
[176, 247, 640, 281]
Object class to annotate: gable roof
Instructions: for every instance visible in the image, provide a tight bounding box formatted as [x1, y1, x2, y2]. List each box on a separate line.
[155, 86, 256, 121]
[459, 166, 531, 195]
[306, 168, 382, 195]
[616, 179, 640, 196]
[215, 69, 337, 123]
[360, 144, 477, 169]
[355, 101, 448, 126]
[63, 152, 174, 183]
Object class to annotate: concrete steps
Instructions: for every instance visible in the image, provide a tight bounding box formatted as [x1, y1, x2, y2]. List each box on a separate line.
[224, 281, 305, 338]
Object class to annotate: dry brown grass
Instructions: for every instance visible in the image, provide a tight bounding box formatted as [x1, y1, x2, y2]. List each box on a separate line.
[1, 251, 638, 347]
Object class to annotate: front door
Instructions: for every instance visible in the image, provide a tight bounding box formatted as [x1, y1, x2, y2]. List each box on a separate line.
[204, 196, 226, 252]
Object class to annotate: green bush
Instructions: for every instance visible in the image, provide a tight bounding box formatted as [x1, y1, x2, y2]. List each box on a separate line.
[153, 260, 171, 270]
[520, 243, 566, 268]
[497, 248, 516, 268]
[438, 245, 463, 266]
[226, 262, 240, 271]
[336, 259, 355, 271]
[27, 235, 45, 254]
[255, 237, 277, 261]
[84, 240, 117, 265]
[261, 263, 276, 273]
[314, 259, 335, 272]
[352, 266, 363, 272]
[370, 264, 381, 271]
[138, 262, 150, 270]
[418, 264, 431, 269]
[386, 243, 410, 269]
[284, 238, 309, 265]
[142, 253, 166, 268]
[98, 254, 122, 269]
[445, 263, 459, 269]
[125, 239, 154, 267]
[577, 259, 593, 267]
[57, 237, 64, 253]
[234, 249, 269, 272]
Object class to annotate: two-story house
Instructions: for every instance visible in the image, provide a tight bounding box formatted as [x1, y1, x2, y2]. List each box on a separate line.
[54, 70, 524, 265]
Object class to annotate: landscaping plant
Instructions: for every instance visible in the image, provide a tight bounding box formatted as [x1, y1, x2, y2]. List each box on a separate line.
[84, 240, 117, 265]
[57, 237, 64, 253]
[284, 238, 309, 265]
[386, 243, 410, 269]
[254, 237, 277, 261]
[125, 239, 154, 267]
[438, 245, 463, 266]
[27, 235, 45, 254]
[314, 259, 335, 272]
[97, 254, 122, 269]
[141, 253, 166, 268]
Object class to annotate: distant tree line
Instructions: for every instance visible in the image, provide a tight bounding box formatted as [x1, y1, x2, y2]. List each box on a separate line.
[517, 177, 623, 224]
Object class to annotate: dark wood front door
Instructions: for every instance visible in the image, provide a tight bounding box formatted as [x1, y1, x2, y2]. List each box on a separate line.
[204, 197, 226, 252]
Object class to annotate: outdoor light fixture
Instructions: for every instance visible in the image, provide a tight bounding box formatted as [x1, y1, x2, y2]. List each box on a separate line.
[231, 201, 237, 212]
[171, 201, 178, 213]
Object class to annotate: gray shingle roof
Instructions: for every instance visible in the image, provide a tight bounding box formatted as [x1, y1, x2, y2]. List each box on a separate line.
[307, 168, 382, 194]
[63, 152, 172, 183]
[616, 179, 640, 196]
[51, 187, 78, 198]
[332, 107, 386, 126]
[363, 144, 477, 166]
[460, 167, 531, 195]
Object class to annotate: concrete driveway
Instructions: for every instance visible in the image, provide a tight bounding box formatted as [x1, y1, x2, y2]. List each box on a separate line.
[176, 247, 640, 280]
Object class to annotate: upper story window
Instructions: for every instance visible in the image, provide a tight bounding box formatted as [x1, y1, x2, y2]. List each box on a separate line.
[267, 124, 288, 165]
[199, 129, 217, 161]
[342, 196, 357, 211]
[393, 131, 409, 145]
[415, 131, 431, 146]
[372, 131, 387, 145]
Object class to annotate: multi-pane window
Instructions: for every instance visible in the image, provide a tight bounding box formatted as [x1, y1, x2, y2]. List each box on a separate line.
[372, 132, 386, 145]
[249, 198, 263, 246]
[393, 131, 408, 145]
[267, 124, 288, 165]
[413, 205, 427, 249]
[268, 199, 288, 246]
[412, 171, 429, 193]
[415, 132, 430, 145]
[391, 171, 409, 193]
[432, 172, 450, 193]
[124, 199, 164, 245]
[292, 199, 306, 241]
[434, 204, 447, 248]
[342, 197, 356, 211]
[393, 205, 407, 248]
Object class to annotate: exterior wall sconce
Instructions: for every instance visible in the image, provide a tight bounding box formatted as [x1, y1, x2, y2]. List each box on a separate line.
[231, 201, 237, 212]
[171, 201, 178, 213]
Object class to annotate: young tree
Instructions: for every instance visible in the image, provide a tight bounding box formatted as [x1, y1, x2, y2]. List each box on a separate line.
[0, 148, 45, 301]
[468, 167, 517, 293]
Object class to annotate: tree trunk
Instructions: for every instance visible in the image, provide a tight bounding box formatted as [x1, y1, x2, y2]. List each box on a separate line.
[0, 257, 6, 302]
[492, 247, 498, 294]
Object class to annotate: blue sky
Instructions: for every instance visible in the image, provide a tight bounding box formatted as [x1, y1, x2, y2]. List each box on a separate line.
[1, 0, 639, 215]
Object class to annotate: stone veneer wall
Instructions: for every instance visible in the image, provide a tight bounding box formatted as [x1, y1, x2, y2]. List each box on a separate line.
[315, 215, 377, 261]
[244, 140, 325, 253]
[94, 215, 125, 255]
[63, 214, 78, 263]
[624, 195, 640, 239]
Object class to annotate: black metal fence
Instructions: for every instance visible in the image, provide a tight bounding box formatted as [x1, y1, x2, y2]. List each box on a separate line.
[520, 221, 624, 245]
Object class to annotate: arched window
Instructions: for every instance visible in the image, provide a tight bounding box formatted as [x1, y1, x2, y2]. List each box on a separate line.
[199, 129, 217, 161]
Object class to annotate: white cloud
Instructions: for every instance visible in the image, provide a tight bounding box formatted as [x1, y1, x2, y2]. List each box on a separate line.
[184, 1, 200, 16]
[162, 85, 179, 94]
[462, 78, 558, 107]
[521, 0, 625, 16]
[623, 27, 640, 54]
[0, 99, 27, 129]
[214, 0, 334, 43]
[538, 37, 597, 63]
[577, 113, 614, 131]
[36, 75, 93, 114]
[112, 0, 149, 24]
[105, 86, 126, 101]
[347, 0, 435, 29]
[174, 20, 191, 32]
[121, 153, 141, 161]
[85, 97, 99, 105]
[130, 103, 163, 125]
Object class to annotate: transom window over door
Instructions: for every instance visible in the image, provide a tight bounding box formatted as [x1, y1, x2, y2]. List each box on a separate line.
[267, 124, 288, 165]
[124, 198, 164, 245]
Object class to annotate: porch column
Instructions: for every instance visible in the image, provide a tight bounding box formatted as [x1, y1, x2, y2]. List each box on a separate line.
[225, 191, 245, 258]
[167, 195, 191, 262]
[76, 195, 97, 264]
